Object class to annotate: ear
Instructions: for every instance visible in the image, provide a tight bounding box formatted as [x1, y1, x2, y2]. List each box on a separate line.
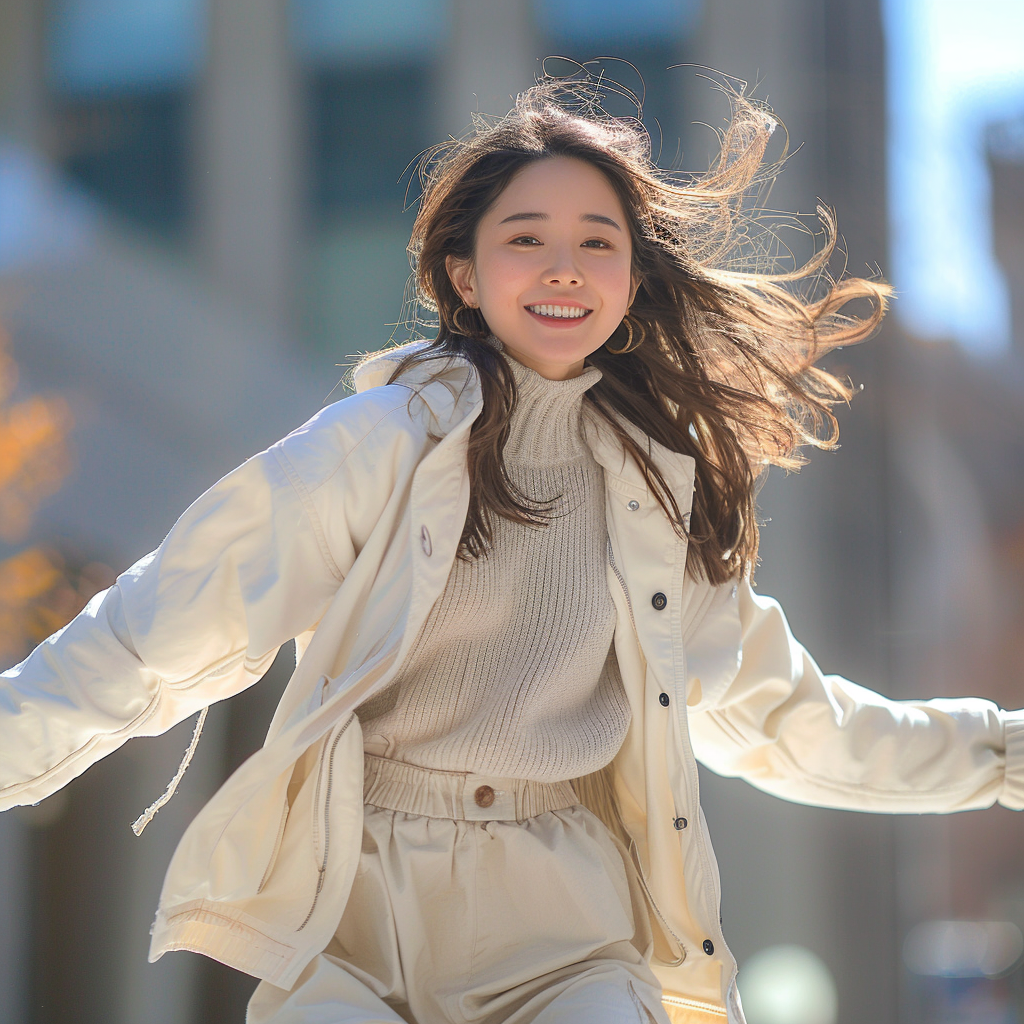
[446, 254, 479, 308]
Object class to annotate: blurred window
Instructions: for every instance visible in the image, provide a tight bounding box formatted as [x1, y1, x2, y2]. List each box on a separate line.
[48, 0, 203, 93]
[293, 0, 447, 356]
[305, 63, 430, 216]
[292, 0, 446, 68]
[533, 0, 701, 45]
[46, 0, 202, 237]
[293, 0, 446, 214]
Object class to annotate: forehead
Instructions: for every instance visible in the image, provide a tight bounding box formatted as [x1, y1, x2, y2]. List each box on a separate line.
[487, 156, 625, 216]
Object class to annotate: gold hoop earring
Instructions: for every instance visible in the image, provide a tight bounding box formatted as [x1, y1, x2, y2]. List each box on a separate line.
[606, 313, 645, 355]
[451, 303, 481, 337]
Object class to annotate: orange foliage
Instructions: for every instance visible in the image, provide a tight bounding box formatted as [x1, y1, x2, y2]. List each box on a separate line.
[0, 548, 114, 665]
[0, 325, 110, 668]
[0, 332, 71, 543]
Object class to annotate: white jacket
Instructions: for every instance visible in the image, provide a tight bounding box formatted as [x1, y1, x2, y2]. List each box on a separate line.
[2, 340, 1022, 1024]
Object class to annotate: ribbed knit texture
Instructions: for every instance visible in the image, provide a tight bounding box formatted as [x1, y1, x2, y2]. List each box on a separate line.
[357, 348, 631, 782]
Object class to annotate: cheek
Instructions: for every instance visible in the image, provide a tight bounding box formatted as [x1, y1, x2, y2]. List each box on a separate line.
[598, 261, 634, 310]
[476, 252, 530, 307]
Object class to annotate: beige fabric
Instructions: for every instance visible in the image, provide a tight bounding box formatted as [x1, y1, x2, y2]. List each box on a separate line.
[246, 753, 669, 1024]
[358, 354, 631, 782]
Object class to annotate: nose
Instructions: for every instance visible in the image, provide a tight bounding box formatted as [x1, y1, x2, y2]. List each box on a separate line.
[542, 246, 583, 287]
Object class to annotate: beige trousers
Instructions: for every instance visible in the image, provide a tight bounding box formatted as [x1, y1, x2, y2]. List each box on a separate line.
[247, 753, 670, 1024]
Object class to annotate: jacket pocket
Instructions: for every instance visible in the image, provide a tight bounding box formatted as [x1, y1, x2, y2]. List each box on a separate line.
[205, 766, 293, 902]
[628, 838, 687, 967]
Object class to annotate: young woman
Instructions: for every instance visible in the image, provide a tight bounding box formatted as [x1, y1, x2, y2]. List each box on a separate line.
[1, 72, 1021, 1024]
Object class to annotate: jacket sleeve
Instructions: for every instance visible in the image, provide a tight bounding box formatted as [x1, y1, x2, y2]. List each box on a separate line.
[0, 422, 354, 813]
[686, 577, 1024, 813]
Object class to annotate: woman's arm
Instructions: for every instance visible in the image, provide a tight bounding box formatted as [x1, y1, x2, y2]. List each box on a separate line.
[686, 578, 1024, 813]
[0, 386, 413, 812]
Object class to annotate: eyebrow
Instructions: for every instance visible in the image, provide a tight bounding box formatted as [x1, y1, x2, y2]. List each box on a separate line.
[497, 212, 622, 231]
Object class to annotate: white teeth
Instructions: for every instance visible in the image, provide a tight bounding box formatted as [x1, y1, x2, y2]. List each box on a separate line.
[528, 304, 589, 319]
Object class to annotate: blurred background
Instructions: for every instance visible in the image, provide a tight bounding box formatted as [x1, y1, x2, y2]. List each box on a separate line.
[0, 1, 1022, 1022]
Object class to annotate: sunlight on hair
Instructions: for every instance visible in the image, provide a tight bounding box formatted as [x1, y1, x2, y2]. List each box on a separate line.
[738, 944, 838, 1024]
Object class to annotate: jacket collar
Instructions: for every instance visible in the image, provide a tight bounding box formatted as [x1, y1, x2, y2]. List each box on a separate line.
[352, 339, 439, 392]
[353, 339, 480, 434]
[352, 340, 695, 501]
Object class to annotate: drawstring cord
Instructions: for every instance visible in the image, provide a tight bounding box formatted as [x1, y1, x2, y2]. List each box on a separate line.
[130, 706, 209, 836]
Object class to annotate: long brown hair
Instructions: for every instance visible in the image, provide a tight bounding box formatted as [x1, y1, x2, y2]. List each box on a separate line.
[363, 69, 891, 585]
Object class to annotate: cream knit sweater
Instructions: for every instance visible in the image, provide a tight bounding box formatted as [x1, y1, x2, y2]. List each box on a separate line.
[357, 349, 631, 782]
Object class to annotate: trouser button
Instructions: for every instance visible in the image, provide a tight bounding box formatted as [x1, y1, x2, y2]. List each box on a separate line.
[474, 785, 495, 808]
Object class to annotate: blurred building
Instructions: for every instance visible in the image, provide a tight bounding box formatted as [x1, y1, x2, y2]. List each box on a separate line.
[0, 2, 1021, 1023]
[891, 116, 1024, 1023]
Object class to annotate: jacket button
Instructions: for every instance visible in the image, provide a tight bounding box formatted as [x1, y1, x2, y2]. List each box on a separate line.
[673, 816, 687, 830]
[420, 525, 432, 556]
[651, 592, 667, 610]
[703, 939, 715, 956]
[474, 785, 495, 808]
[659, 692, 670, 707]
[627, 499, 640, 511]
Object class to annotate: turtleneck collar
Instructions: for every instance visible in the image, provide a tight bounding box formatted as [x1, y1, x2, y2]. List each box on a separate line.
[486, 337, 603, 467]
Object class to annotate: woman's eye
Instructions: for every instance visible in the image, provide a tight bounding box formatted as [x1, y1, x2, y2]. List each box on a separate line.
[507, 235, 612, 248]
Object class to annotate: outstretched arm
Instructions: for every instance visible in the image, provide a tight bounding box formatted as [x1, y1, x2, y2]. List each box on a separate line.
[687, 578, 1024, 813]
[0, 424, 351, 813]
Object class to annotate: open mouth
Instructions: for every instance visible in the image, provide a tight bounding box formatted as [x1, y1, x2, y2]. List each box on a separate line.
[525, 303, 593, 323]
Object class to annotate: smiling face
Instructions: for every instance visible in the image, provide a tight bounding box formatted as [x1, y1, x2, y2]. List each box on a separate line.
[446, 156, 636, 380]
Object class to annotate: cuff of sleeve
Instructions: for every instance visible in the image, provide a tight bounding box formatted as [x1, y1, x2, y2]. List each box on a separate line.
[999, 711, 1024, 810]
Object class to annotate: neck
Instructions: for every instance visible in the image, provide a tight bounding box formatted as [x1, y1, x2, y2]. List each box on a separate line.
[501, 348, 602, 466]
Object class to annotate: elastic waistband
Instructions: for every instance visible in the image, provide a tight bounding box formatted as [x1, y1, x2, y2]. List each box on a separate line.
[362, 753, 579, 821]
